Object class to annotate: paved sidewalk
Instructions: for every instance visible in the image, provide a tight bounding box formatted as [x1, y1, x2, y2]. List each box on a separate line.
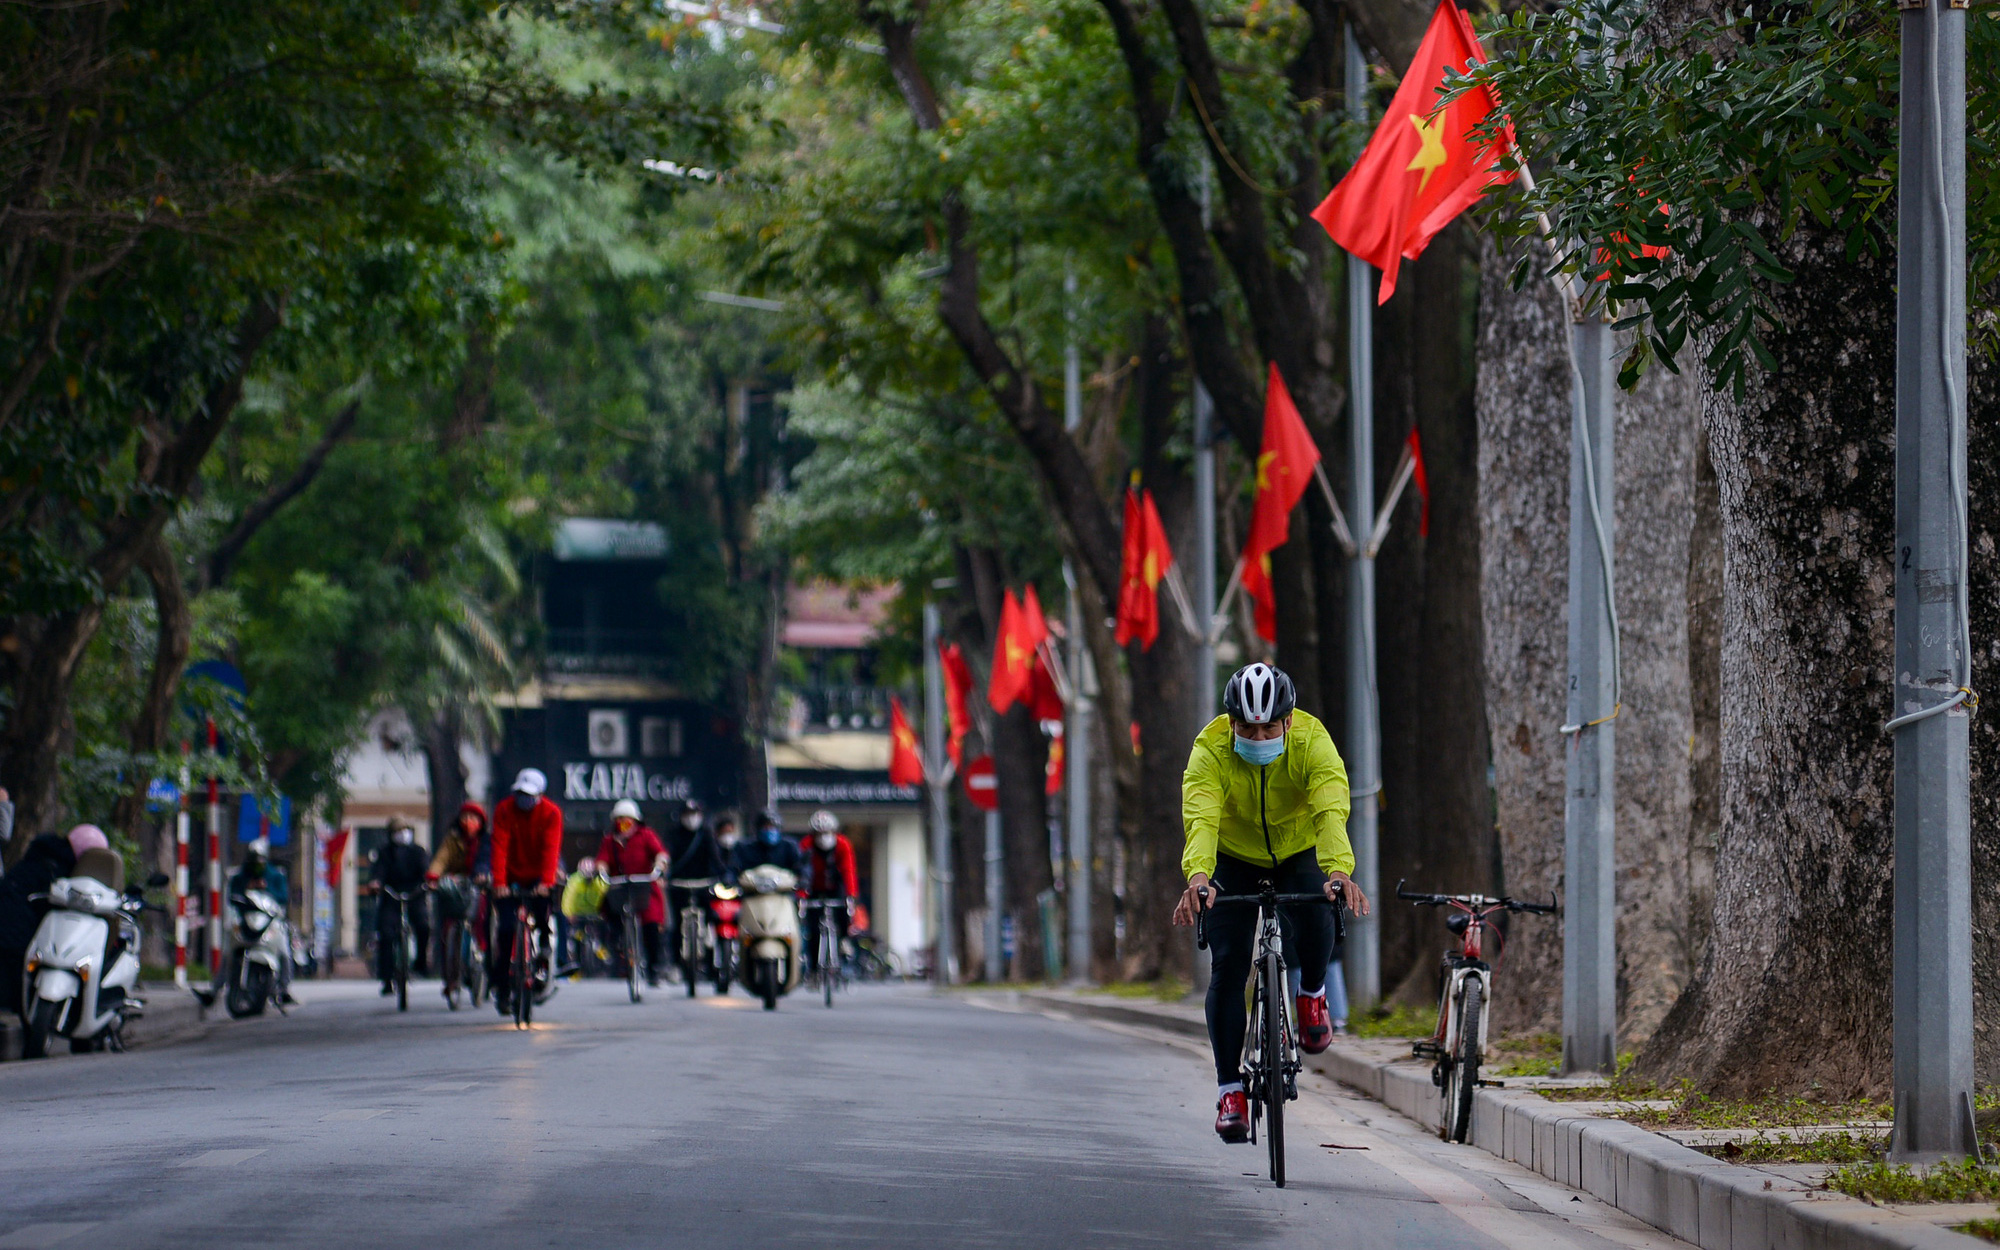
[0, 981, 211, 1062]
[1021, 988, 1988, 1250]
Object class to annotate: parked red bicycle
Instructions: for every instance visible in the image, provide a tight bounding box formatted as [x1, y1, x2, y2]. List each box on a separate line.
[1398, 881, 1557, 1142]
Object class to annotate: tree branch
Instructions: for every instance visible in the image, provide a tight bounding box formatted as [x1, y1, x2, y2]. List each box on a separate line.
[202, 394, 360, 591]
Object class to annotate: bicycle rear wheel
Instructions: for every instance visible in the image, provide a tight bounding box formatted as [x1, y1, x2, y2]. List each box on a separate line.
[625, 912, 643, 1003]
[1263, 950, 1287, 1187]
[822, 922, 836, 1008]
[1445, 977, 1483, 1143]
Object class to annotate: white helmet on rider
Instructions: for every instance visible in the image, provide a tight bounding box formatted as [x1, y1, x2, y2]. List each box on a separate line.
[809, 809, 840, 835]
[610, 798, 641, 823]
[1222, 662, 1296, 725]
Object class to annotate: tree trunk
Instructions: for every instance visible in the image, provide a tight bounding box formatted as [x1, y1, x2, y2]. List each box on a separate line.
[420, 706, 469, 840]
[994, 703, 1052, 980]
[1372, 225, 1496, 998]
[1473, 234, 1571, 1034]
[1637, 226, 1900, 1096]
[1685, 424, 1723, 989]
[1967, 352, 2000, 1087]
[111, 531, 192, 845]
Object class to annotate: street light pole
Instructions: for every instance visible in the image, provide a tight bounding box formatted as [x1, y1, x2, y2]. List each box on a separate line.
[923, 599, 956, 987]
[1064, 267, 1094, 986]
[1889, 0, 1975, 1162]
[1342, 24, 1381, 1013]
[1561, 312, 1618, 1076]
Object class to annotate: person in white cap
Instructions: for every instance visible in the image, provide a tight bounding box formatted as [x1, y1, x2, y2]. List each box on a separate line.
[490, 767, 563, 1013]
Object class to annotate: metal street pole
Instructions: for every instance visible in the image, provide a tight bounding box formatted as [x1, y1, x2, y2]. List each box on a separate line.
[1190, 380, 1217, 1001]
[984, 809, 1003, 983]
[1063, 267, 1095, 986]
[1561, 314, 1618, 1076]
[1889, 0, 1975, 1162]
[923, 599, 956, 987]
[1342, 25, 1382, 1014]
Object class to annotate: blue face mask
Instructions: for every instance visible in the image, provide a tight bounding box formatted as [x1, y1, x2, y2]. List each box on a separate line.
[760, 826, 782, 845]
[1233, 732, 1286, 766]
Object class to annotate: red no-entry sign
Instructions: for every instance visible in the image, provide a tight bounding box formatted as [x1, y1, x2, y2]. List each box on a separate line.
[964, 754, 999, 812]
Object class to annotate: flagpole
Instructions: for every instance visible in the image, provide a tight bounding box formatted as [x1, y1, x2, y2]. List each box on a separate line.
[923, 597, 957, 986]
[1187, 156, 1218, 1002]
[1342, 23, 1383, 1017]
[1062, 265, 1095, 987]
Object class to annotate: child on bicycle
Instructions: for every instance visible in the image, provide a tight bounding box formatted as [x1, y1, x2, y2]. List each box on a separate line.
[1174, 662, 1372, 1142]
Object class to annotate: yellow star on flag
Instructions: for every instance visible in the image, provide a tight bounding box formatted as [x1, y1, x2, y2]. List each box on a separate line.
[1256, 450, 1277, 492]
[1405, 112, 1449, 193]
[1005, 637, 1033, 673]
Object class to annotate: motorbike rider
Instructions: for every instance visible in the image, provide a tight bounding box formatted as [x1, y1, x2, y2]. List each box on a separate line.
[800, 810, 858, 976]
[491, 768, 563, 1014]
[0, 833, 77, 1036]
[596, 799, 669, 987]
[1174, 662, 1371, 1143]
[230, 840, 297, 1001]
[362, 818, 431, 993]
[731, 809, 802, 876]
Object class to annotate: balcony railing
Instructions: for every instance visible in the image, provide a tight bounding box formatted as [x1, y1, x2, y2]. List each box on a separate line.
[777, 685, 896, 736]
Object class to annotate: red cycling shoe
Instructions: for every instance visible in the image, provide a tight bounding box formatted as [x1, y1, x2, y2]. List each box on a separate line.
[1298, 993, 1332, 1054]
[1215, 1089, 1249, 1142]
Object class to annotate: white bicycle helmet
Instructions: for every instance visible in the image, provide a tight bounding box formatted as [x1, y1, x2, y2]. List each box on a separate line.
[610, 798, 641, 822]
[809, 809, 840, 835]
[1223, 662, 1296, 725]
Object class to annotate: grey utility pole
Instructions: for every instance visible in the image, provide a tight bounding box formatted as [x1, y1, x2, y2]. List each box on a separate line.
[1889, 0, 1976, 1162]
[1342, 25, 1382, 1013]
[923, 599, 956, 986]
[984, 809, 1003, 983]
[1561, 310, 1619, 1076]
[1063, 267, 1095, 986]
[1190, 381, 1217, 1001]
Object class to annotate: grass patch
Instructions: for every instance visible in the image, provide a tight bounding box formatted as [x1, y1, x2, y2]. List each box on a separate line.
[1829, 1158, 2000, 1204]
[1347, 1001, 1438, 1040]
[1488, 1032, 1562, 1078]
[1959, 1216, 2000, 1242]
[1541, 1079, 1891, 1130]
[1700, 1133, 1883, 1166]
[1087, 979, 1191, 1003]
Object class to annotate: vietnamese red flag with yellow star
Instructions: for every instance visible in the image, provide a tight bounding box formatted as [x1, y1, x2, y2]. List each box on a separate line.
[939, 642, 972, 768]
[1241, 364, 1321, 641]
[1311, 0, 1516, 304]
[1115, 488, 1176, 650]
[887, 694, 924, 786]
[988, 589, 1032, 713]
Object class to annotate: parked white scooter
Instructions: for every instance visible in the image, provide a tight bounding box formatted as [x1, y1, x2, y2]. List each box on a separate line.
[222, 886, 291, 1018]
[736, 865, 800, 1011]
[21, 873, 157, 1057]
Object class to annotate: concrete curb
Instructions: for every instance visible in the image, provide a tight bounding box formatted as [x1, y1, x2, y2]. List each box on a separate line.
[1, 982, 212, 1062]
[1022, 991, 1985, 1250]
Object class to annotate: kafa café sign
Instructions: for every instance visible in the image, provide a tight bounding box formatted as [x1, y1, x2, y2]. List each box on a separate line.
[562, 762, 694, 804]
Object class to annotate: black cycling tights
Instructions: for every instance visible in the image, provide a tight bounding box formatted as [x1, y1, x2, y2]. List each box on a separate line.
[1202, 851, 1333, 1086]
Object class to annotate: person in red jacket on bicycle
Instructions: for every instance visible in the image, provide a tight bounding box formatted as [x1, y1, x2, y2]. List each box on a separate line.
[491, 767, 563, 1014]
[597, 798, 669, 987]
[801, 809, 858, 977]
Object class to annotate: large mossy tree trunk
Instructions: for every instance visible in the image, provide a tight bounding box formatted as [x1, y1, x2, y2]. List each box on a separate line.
[1966, 355, 2000, 1087]
[1637, 228, 1901, 1096]
[1475, 235, 1704, 1042]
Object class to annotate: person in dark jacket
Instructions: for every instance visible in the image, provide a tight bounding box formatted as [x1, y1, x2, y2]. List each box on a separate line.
[731, 810, 801, 875]
[363, 819, 431, 990]
[0, 834, 78, 1032]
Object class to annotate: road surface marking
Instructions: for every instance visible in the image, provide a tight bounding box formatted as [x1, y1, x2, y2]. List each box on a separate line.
[421, 1082, 480, 1091]
[179, 1148, 266, 1167]
[320, 1109, 388, 1121]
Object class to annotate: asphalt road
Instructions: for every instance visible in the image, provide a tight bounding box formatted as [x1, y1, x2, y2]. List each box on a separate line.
[0, 979, 1690, 1250]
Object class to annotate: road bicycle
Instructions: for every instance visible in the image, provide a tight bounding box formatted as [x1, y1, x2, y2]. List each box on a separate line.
[504, 885, 552, 1029]
[1198, 883, 1344, 1189]
[604, 871, 662, 1003]
[434, 875, 483, 1011]
[801, 897, 850, 1008]
[1398, 881, 1557, 1143]
[671, 877, 737, 997]
[378, 885, 423, 1013]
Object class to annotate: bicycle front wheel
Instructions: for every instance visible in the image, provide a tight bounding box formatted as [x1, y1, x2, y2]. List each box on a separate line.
[626, 913, 644, 1003]
[396, 925, 410, 1013]
[1263, 950, 1287, 1188]
[1445, 977, 1483, 1143]
[513, 920, 531, 1029]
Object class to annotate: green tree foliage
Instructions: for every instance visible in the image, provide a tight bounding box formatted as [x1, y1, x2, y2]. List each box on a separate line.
[1467, 0, 2000, 390]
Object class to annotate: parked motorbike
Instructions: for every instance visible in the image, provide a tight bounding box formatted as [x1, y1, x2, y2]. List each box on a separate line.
[20, 871, 164, 1057]
[670, 877, 741, 997]
[735, 865, 800, 1011]
[223, 885, 292, 1019]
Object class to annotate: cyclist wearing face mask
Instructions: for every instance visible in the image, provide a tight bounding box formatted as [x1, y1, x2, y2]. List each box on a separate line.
[1173, 662, 1372, 1143]
[730, 809, 802, 875]
[800, 810, 858, 975]
[490, 768, 563, 1014]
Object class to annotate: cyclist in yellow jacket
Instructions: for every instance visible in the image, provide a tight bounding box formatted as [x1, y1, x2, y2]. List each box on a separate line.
[1175, 662, 1372, 1142]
